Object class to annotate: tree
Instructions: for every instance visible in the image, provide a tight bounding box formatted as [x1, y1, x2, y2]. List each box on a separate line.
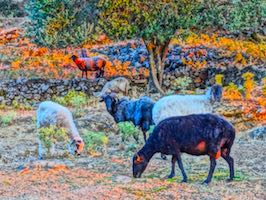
[97, 0, 201, 94]
[25, 0, 98, 48]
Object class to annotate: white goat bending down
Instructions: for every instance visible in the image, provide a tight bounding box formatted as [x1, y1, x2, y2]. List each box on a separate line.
[93, 77, 130, 97]
[152, 85, 222, 125]
[36, 101, 84, 159]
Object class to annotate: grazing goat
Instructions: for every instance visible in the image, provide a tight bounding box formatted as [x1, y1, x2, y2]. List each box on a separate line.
[36, 101, 84, 159]
[100, 93, 154, 142]
[71, 55, 106, 78]
[152, 85, 223, 125]
[93, 77, 130, 97]
[132, 114, 235, 184]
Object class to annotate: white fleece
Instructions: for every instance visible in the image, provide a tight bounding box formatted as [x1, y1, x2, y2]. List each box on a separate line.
[152, 88, 215, 125]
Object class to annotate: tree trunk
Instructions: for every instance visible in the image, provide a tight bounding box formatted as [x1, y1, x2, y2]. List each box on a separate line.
[159, 41, 170, 86]
[143, 39, 171, 94]
[147, 47, 165, 94]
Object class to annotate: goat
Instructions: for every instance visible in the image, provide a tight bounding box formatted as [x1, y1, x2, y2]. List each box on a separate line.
[100, 93, 154, 142]
[93, 77, 130, 97]
[132, 113, 235, 184]
[71, 55, 106, 78]
[36, 101, 84, 159]
[152, 85, 223, 125]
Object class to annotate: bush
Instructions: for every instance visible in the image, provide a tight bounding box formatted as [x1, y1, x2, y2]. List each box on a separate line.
[25, 0, 98, 48]
[38, 126, 69, 153]
[82, 131, 108, 155]
[117, 122, 141, 142]
[262, 77, 266, 97]
[223, 83, 243, 101]
[171, 77, 193, 92]
[0, 112, 16, 127]
[199, 0, 266, 35]
[215, 74, 224, 86]
[0, 0, 25, 17]
[53, 90, 87, 107]
[242, 72, 256, 100]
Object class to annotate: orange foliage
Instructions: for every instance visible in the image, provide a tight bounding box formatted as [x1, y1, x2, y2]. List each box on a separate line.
[182, 59, 207, 69]
[104, 60, 149, 79]
[173, 34, 266, 66]
[223, 83, 243, 101]
[242, 72, 255, 100]
[0, 30, 149, 80]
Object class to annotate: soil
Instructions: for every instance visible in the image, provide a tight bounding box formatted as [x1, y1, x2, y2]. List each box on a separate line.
[0, 109, 265, 200]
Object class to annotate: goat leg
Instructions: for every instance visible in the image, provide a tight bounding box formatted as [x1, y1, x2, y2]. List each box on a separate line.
[168, 156, 177, 178]
[203, 157, 217, 184]
[222, 149, 234, 181]
[38, 139, 43, 160]
[177, 154, 187, 182]
[143, 131, 147, 142]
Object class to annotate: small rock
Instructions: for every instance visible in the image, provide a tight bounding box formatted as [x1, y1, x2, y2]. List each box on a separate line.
[113, 175, 132, 183]
[249, 126, 266, 140]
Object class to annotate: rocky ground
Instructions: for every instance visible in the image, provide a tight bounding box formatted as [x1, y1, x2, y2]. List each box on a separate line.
[0, 102, 265, 200]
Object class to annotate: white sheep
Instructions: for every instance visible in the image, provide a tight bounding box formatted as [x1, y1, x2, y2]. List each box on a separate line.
[36, 101, 84, 159]
[152, 85, 223, 125]
[93, 77, 130, 97]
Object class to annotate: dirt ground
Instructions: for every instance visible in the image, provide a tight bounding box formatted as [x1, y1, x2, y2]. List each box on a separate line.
[0, 110, 265, 200]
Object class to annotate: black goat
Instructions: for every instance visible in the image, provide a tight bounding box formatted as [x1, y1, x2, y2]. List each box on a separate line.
[100, 93, 154, 142]
[132, 114, 235, 184]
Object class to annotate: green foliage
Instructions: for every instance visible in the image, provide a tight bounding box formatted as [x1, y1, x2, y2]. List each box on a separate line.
[117, 121, 141, 142]
[215, 74, 224, 86]
[97, 0, 201, 45]
[0, 0, 25, 17]
[242, 72, 256, 100]
[53, 90, 88, 117]
[25, 0, 98, 48]
[53, 90, 87, 107]
[199, 0, 266, 34]
[11, 100, 33, 110]
[82, 131, 108, 154]
[171, 76, 193, 92]
[262, 77, 266, 96]
[0, 112, 16, 127]
[38, 126, 68, 150]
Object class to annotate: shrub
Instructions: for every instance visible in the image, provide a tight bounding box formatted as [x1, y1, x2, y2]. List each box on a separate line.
[25, 0, 98, 48]
[117, 122, 141, 142]
[262, 77, 266, 97]
[171, 76, 193, 92]
[0, 0, 25, 17]
[198, 0, 266, 34]
[0, 112, 16, 127]
[223, 83, 243, 101]
[215, 74, 224, 86]
[38, 126, 68, 154]
[242, 72, 256, 100]
[82, 131, 108, 155]
[53, 90, 87, 107]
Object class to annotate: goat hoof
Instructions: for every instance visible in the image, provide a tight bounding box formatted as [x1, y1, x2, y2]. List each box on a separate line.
[181, 179, 187, 183]
[202, 180, 210, 185]
[38, 156, 43, 160]
[226, 178, 233, 182]
[168, 174, 175, 179]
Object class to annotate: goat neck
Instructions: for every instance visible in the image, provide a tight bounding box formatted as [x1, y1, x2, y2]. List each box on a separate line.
[138, 137, 157, 161]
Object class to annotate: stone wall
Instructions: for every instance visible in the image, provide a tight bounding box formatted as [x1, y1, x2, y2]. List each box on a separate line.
[0, 65, 265, 105]
[163, 65, 266, 89]
[0, 78, 107, 105]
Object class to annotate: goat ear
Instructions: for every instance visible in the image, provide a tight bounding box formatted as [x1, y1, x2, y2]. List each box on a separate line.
[135, 154, 144, 164]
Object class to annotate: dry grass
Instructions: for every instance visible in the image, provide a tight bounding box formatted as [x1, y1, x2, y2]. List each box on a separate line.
[0, 109, 265, 200]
